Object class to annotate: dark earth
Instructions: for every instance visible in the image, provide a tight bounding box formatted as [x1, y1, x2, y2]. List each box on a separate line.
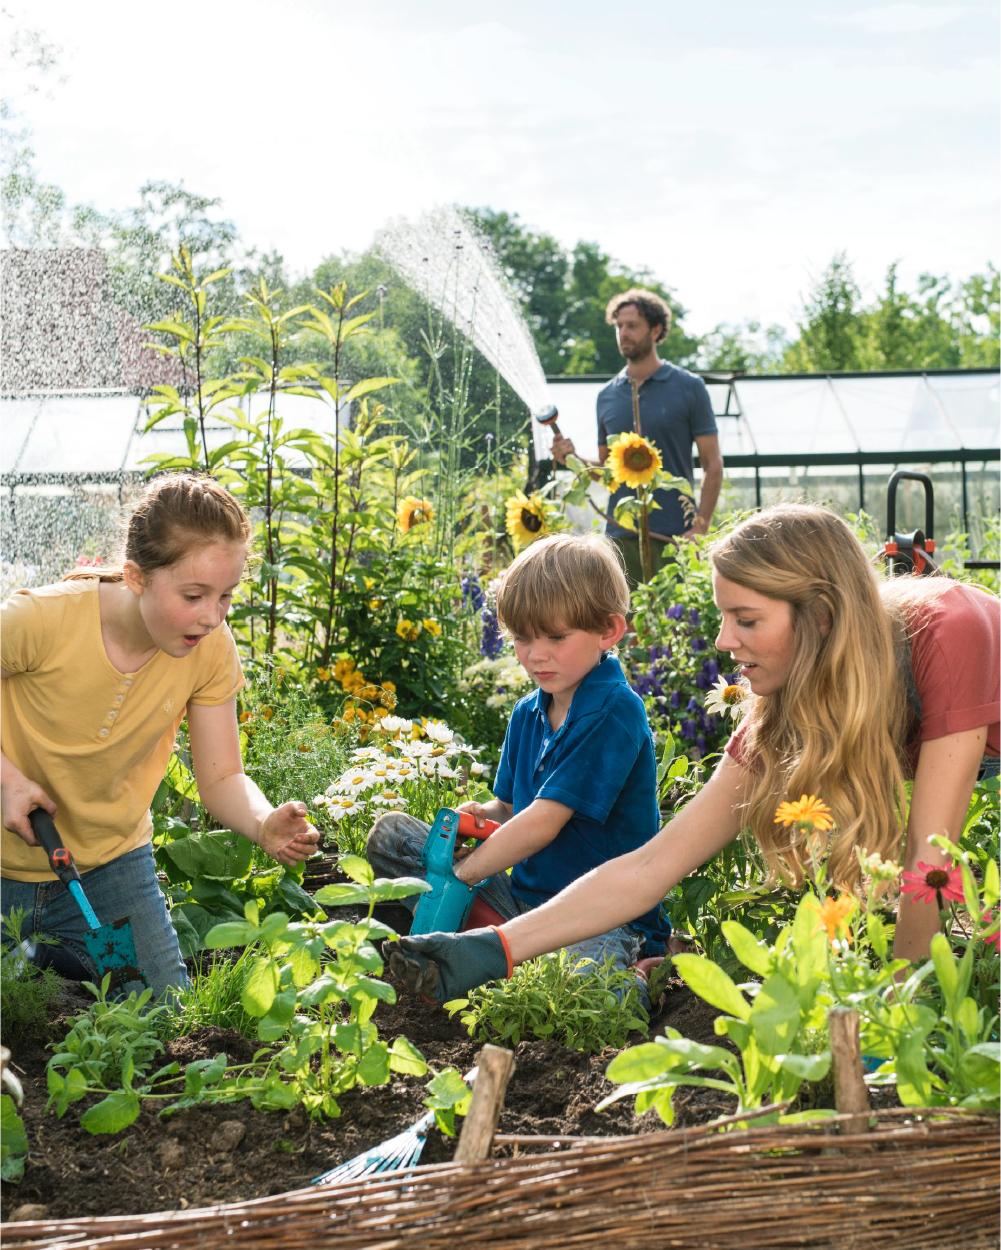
[1, 893, 891, 1223]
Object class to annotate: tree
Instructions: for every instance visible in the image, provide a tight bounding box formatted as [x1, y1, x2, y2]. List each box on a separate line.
[467, 209, 700, 374]
[783, 252, 862, 372]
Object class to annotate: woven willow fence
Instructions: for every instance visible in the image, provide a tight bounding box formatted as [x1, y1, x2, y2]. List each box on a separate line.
[4, 1108, 998, 1250]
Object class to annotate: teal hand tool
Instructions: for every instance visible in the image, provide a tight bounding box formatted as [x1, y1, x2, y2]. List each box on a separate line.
[29, 809, 146, 995]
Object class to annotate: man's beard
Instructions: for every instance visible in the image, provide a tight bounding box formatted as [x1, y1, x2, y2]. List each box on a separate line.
[621, 338, 653, 360]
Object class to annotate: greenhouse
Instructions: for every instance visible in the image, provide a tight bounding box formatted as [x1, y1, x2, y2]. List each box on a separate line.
[540, 367, 1000, 549]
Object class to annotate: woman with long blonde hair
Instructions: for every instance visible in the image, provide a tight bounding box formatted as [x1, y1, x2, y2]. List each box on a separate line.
[388, 504, 999, 1000]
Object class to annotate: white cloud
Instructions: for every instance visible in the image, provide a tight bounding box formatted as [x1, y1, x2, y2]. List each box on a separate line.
[822, 4, 970, 35]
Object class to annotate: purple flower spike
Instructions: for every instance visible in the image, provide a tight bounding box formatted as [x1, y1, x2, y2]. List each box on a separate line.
[691, 637, 707, 653]
[704, 659, 719, 682]
[686, 696, 698, 711]
[694, 673, 709, 690]
[670, 692, 681, 709]
[681, 718, 698, 740]
[689, 608, 700, 626]
[696, 734, 706, 751]
[667, 604, 684, 620]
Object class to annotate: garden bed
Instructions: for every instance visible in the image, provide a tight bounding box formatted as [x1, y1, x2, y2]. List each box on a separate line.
[1, 967, 733, 1224]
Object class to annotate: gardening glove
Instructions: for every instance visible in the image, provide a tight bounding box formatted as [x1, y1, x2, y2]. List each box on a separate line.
[386, 926, 511, 1004]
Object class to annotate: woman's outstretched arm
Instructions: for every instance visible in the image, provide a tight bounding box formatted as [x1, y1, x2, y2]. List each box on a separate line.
[501, 752, 748, 964]
[894, 724, 988, 963]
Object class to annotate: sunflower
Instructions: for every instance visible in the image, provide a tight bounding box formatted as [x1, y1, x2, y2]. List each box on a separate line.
[607, 432, 662, 489]
[397, 496, 435, 534]
[396, 618, 422, 642]
[505, 491, 548, 546]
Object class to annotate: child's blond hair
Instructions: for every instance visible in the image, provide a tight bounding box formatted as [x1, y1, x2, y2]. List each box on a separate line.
[496, 533, 629, 637]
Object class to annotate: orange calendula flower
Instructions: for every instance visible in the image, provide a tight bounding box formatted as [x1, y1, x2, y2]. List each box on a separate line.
[332, 657, 355, 684]
[812, 894, 855, 944]
[316, 667, 331, 682]
[260, 706, 275, 721]
[397, 496, 434, 534]
[238, 710, 253, 724]
[773, 794, 834, 832]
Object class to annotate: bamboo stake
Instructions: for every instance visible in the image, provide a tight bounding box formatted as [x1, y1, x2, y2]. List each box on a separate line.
[453, 1044, 515, 1164]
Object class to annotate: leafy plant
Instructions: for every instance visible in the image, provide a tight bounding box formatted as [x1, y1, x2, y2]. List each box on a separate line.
[0, 908, 65, 1050]
[422, 1066, 473, 1135]
[0, 1093, 28, 1183]
[446, 949, 649, 1053]
[199, 857, 431, 1118]
[171, 945, 261, 1039]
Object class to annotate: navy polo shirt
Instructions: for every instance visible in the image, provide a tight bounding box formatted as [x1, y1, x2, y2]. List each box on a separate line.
[493, 653, 669, 938]
[597, 361, 717, 539]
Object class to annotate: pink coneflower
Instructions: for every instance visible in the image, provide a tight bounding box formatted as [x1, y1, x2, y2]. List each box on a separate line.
[900, 862, 965, 906]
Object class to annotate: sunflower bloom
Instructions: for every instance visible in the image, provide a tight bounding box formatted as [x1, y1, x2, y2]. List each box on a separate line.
[397, 496, 434, 534]
[505, 491, 548, 546]
[900, 861, 964, 906]
[774, 795, 834, 832]
[607, 431, 662, 488]
[396, 618, 422, 642]
[422, 618, 442, 638]
[812, 894, 855, 944]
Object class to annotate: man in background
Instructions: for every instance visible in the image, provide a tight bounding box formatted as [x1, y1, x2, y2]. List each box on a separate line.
[552, 288, 723, 585]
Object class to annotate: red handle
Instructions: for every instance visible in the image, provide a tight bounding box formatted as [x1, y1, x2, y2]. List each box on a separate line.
[457, 811, 500, 840]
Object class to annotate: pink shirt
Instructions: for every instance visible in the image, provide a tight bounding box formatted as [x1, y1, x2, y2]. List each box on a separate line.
[726, 583, 1000, 778]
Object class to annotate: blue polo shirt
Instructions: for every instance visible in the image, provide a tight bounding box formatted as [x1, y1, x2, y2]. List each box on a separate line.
[492, 653, 669, 939]
[597, 361, 717, 539]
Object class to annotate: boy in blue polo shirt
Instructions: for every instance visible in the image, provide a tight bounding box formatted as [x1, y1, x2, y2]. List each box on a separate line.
[370, 532, 671, 1008]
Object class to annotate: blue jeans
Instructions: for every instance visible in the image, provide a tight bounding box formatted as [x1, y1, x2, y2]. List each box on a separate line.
[366, 811, 655, 1011]
[1, 843, 188, 1000]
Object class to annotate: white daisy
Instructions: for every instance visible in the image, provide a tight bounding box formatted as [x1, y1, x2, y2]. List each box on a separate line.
[370, 790, 408, 809]
[377, 716, 404, 734]
[350, 746, 386, 762]
[704, 675, 749, 721]
[335, 768, 379, 796]
[312, 795, 327, 806]
[325, 794, 361, 818]
[423, 720, 454, 744]
[470, 761, 491, 777]
[401, 741, 435, 759]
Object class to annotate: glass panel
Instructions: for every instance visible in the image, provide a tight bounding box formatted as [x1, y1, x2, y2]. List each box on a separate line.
[704, 382, 731, 417]
[733, 378, 856, 455]
[0, 398, 43, 473]
[121, 424, 243, 472]
[926, 373, 1000, 450]
[834, 376, 957, 452]
[17, 396, 142, 473]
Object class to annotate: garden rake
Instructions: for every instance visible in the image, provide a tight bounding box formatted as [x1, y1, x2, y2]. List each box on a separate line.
[312, 1066, 478, 1186]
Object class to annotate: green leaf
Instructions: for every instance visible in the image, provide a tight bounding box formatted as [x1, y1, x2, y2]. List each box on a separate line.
[748, 975, 801, 1056]
[339, 855, 375, 886]
[204, 920, 258, 949]
[164, 831, 253, 881]
[930, 932, 959, 1012]
[241, 957, 279, 1017]
[774, 1051, 830, 1081]
[672, 953, 750, 1020]
[356, 1041, 391, 1086]
[313, 883, 372, 907]
[424, 1067, 472, 1112]
[388, 1037, 427, 1076]
[0, 1096, 28, 1158]
[721, 921, 773, 976]
[369, 878, 432, 903]
[341, 376, 398, 403]
[80, 1089, 141, 1134]
[605, 1042, 674, 1084]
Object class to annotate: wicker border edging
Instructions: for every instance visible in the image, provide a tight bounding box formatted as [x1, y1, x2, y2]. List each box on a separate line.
[4, 1108, 999, 1250]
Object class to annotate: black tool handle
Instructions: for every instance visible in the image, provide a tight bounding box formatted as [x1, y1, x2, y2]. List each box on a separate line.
[886, 470, 934, 542]
[28, 809, 81, 887]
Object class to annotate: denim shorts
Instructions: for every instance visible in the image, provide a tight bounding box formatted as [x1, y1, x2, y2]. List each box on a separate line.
[366, 810, 656, 1011]
[1, 842, 188, 999]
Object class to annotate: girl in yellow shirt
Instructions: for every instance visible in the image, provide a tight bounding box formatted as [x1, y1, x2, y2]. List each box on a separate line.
[1, 474, 318, 996]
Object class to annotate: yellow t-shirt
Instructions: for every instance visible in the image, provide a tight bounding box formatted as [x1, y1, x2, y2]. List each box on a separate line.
[1, 579, 244, 881]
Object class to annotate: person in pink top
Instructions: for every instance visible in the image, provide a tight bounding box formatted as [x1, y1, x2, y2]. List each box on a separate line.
[390, 503, 1000, 1002]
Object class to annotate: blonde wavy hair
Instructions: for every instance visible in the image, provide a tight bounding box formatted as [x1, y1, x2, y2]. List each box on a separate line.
[710, 504, 913, 895]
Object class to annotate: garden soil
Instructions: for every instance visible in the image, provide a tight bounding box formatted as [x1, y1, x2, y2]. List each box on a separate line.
[2, 967, 737, 1222]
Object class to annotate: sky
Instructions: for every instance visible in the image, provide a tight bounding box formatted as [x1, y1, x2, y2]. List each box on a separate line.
[3, 0, 999, 337]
